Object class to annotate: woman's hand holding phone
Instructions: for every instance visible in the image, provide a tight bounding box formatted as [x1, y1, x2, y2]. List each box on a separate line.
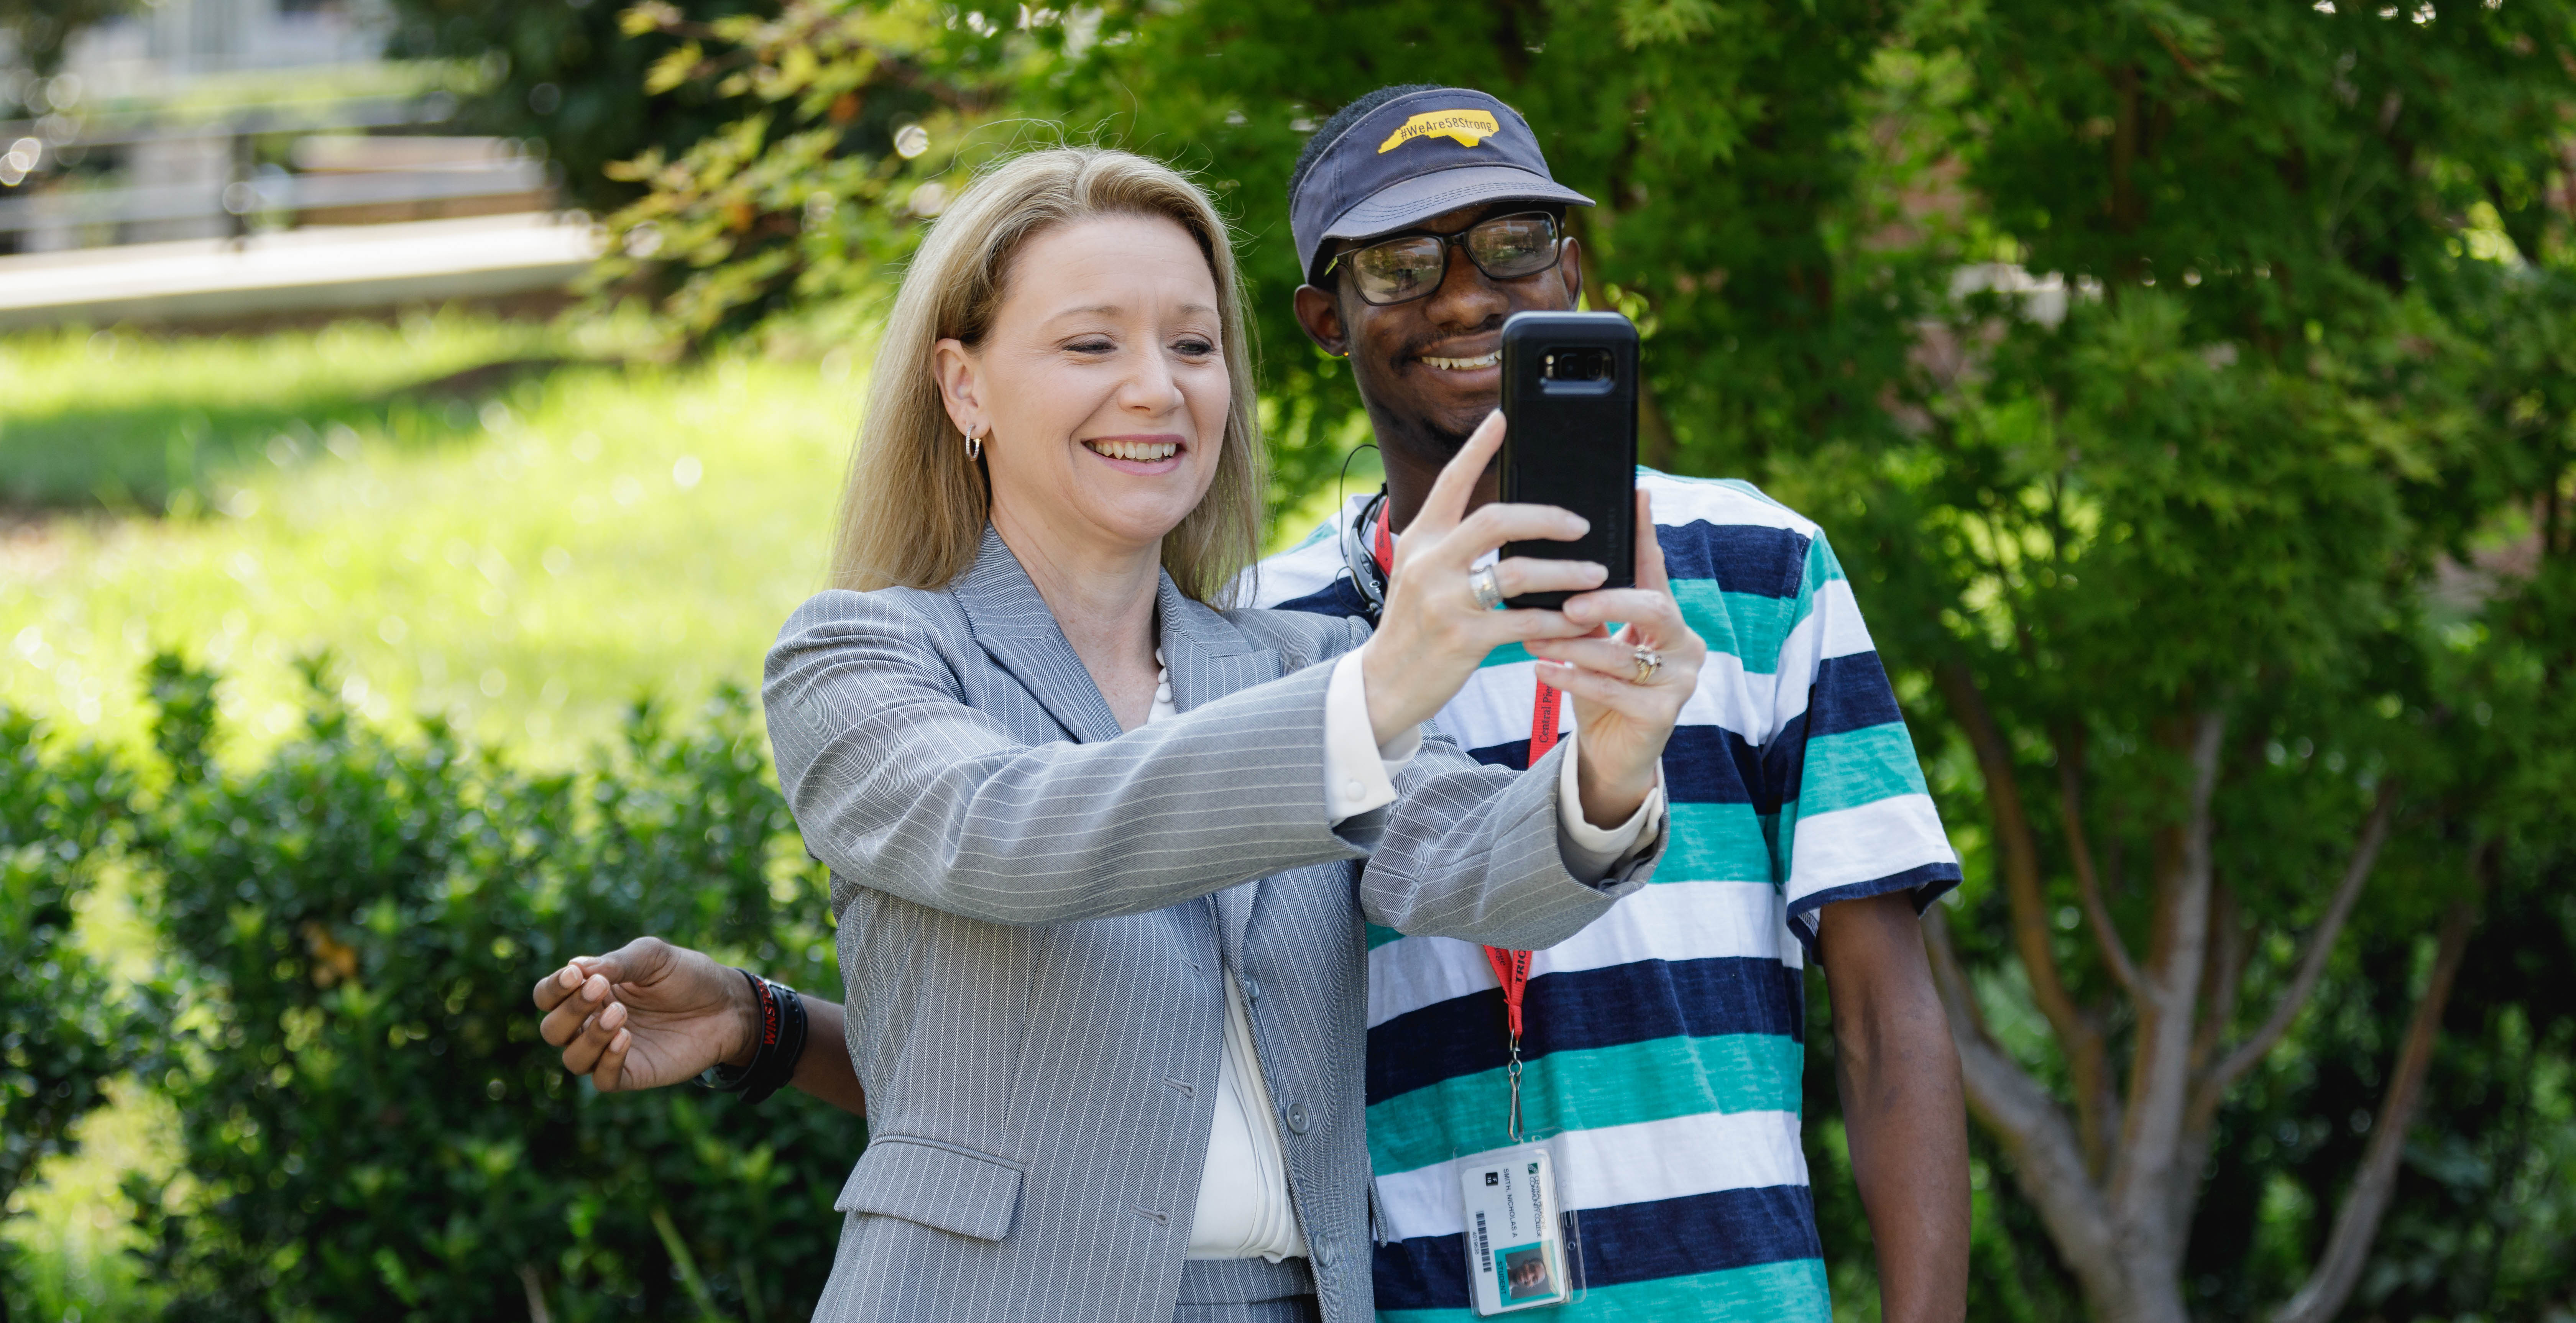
[1358, 411, 1704, 827]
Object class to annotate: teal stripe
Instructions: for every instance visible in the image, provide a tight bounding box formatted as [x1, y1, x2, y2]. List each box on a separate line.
[1674, 583, 1808, 675]
[1794, 723, 1929, 817]
[1661, 803, 1777, 884]
[1378, 1257, 1830, 1323]
[1366, 922, 1406, 950]
[1368, 1033, 1804, 1177]
[1804, 530, 1847, 588]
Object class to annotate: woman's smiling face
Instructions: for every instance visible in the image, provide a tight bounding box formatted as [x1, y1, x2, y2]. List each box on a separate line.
[937, 213, 1231, 561]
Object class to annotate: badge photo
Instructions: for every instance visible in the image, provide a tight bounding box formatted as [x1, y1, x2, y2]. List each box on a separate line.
[1457, 1146, 1573, 1314]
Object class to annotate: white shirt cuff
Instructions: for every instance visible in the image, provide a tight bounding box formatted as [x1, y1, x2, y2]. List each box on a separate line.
[1322, 650, 1422, 823]
[1555, 729, 1667, 883]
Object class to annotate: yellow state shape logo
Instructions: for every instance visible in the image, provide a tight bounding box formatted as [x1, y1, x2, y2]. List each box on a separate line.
[1377, 108, 1503, 153]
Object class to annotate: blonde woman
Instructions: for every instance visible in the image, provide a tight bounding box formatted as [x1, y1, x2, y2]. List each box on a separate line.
[545, 146, 1706, 1323]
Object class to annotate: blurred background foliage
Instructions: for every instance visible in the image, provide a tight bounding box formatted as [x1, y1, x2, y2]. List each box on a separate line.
[7, 0, 2576, 1320]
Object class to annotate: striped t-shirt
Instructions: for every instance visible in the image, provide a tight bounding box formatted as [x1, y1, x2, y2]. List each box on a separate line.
[1250, 471, 1961, 1322]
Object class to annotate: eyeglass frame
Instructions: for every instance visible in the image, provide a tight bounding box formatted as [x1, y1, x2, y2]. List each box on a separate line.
[1317, 209, 1569, 306]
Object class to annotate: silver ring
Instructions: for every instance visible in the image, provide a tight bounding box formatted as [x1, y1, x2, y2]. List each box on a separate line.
[1468, 565, 1505, 611]
[1630, 646, 1664, 684]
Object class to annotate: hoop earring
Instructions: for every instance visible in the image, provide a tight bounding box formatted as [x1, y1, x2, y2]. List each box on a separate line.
[965, 427, 984, 461]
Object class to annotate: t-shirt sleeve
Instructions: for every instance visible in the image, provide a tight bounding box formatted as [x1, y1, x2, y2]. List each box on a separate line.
[1770, 528, 1962, 960]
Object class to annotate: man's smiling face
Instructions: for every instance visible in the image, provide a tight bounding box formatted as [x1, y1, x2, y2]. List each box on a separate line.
[1292, 202, 1584, 468]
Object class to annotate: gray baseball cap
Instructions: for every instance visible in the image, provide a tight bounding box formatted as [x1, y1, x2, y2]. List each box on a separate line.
[1290, 87, 1592, 284]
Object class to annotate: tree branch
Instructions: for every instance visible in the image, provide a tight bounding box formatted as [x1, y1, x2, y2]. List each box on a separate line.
[1935, 662, 2114, 1169]
[2195, 780, 2399, 1110]
[2057, 724, 2143, 998]
[2107, 708, 2225, 1270]
[1921, 907, 2126, 1303]
[2271, 866, 2482, 1323]
[2188, 881, 2247, 1095]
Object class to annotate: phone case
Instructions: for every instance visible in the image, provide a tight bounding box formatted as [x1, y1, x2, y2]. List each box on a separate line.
[1497, 311, 1640, 609]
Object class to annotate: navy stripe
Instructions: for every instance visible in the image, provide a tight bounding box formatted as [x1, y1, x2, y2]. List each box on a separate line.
[1804, 651, 1905, 740]
[1465, 739, 1537, 773]
[1366, 956, 1805, 1106]
[1461, 657, 1902, 809]
[1784, 862, 1964, 962]
[1470, 725, 1769, 809]
[1760, 655, 1907, 806]
[1656, 520, 1810, 599]
[1666, 724, 1769, 809]
[1372, 1185, 1824, 1310]
[1266, 575, 1371, 620]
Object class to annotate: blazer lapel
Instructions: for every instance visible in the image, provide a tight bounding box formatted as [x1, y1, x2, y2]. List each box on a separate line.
[950, 527, 1124, 745]
[1157, 575, 1283, 967]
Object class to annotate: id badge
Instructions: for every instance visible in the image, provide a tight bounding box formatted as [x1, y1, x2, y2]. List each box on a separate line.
[1458, 1146, 1572, 1314]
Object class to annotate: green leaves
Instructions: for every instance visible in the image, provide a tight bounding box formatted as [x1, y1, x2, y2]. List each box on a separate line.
[1616, 0, 1729, 48]
[54, 657, 858, 1321]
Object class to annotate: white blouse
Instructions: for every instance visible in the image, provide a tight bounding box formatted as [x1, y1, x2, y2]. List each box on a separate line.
[1156, 650, 1667, 1262]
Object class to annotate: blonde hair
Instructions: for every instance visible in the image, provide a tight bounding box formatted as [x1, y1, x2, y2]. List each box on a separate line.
[828, 146, 1267, 604]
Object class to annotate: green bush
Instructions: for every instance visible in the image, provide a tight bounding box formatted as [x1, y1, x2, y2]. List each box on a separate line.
[0, 710, 148, 1323]
[18, 654, 862, 1322]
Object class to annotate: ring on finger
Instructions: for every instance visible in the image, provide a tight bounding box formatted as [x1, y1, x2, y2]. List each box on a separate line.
[1468, 564, 1505, 611]
[1630, 646, 1664, 685]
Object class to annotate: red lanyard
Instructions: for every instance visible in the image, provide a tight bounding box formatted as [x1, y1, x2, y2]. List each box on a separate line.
[1370, 502, 1545, 1142]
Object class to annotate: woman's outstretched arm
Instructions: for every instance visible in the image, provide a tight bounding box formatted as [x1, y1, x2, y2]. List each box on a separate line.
[531, 936, 866, 1116]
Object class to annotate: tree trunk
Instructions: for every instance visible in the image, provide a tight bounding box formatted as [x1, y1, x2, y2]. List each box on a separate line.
[2271, 883, 2482, 1323]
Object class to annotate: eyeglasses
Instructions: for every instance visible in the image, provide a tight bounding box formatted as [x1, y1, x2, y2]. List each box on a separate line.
[1323, 211, 1564, 306]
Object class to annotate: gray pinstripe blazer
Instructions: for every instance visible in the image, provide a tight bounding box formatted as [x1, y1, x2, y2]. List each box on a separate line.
[764, 528, 1656, 1323]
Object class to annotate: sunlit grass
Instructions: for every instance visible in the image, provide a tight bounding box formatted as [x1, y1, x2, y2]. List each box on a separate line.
[0, 322, 864, 765]
[0, 312, 587, 509]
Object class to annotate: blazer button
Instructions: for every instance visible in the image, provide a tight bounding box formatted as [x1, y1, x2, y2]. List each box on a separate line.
[1242, 977, 1262, 1004]
[1283, 1101, 1310, 1134]
[1311, 1239, 1331, 1268]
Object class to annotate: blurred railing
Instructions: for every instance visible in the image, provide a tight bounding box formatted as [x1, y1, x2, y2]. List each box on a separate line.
[0, 91, 560, 246]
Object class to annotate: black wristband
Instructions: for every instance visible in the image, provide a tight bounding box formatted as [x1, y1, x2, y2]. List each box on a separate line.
[700, 968, 808, 1105]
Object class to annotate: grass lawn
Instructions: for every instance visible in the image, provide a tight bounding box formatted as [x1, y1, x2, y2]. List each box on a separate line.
[2, 316, 868, 764]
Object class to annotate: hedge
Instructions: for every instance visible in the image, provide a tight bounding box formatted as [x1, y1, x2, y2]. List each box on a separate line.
[4, 656, 860, 1321]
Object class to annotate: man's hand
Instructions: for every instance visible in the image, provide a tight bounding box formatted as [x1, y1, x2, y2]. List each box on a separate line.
[531, 936, 759, 1093]
[1818, 891, 1970, 1323]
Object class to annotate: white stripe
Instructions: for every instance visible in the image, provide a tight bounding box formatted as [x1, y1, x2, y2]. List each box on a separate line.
[1763, 579, 1883, 740]
[1786, 794, 1958, 899]
[1372, 1110, 1811, 1239]
[1366, 881, 1792, 1027]
[1814, 578, 1875, 660]
[1637, 473, 1819, 538]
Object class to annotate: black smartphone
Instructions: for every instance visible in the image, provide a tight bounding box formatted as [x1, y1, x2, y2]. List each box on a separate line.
[1497, 310, 1640, 609]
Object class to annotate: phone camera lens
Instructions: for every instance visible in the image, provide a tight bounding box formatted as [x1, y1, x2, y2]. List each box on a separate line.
[1542, 348, 1612, 382]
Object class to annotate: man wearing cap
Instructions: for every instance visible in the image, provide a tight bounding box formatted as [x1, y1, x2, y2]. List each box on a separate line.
[534, 84, 1968, 1323]
[1229, 82, 1970, 1322]
[1250, 84, 1968, 1323]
